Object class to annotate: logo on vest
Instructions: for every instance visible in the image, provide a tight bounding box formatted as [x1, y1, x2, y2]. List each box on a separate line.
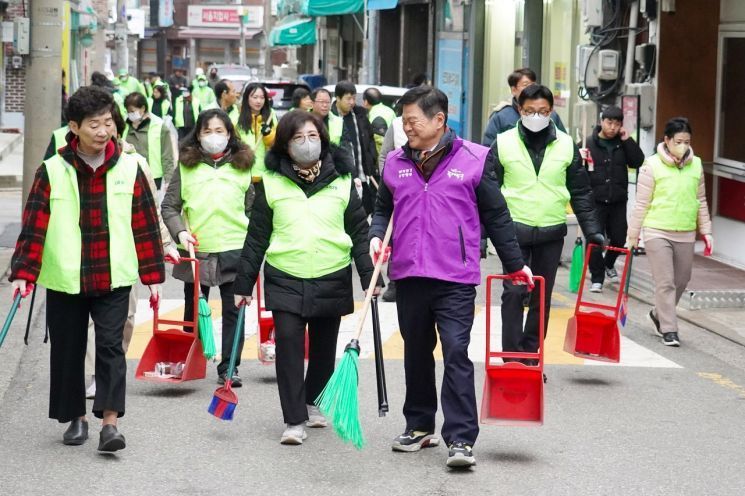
[447, 168, 464, 181]
[398, 168, 413, 179]
[114, 180, 126, 186]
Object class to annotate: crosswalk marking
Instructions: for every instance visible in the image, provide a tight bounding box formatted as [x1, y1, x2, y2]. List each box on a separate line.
[129, 299, 680, 368]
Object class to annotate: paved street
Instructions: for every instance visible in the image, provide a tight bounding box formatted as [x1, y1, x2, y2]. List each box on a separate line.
[1, 242, 745, 494]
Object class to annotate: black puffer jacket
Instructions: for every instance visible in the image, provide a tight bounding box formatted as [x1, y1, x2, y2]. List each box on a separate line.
[584, 125, 645, 204]
[233, 145, 376, 318]
[490, 122, 602, 244]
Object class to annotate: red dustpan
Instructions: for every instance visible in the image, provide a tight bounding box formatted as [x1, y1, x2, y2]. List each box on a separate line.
[564, 245, 632, 363]
[481, 275, 546, 426]
[135, 257, 207, 383]
[255, 275, 308, 364]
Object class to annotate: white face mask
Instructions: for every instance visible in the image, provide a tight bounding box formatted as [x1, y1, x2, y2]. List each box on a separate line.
[127, 111, 143, 122]
[521, 113, 551, 132]
[201, 133, 229, 155]
[668, 142, 689, 160]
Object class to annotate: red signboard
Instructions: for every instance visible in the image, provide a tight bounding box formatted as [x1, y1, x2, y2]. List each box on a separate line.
[718, 177, 745, 223]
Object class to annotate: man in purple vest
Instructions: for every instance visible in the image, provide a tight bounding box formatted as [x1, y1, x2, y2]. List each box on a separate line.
[369, 86, 533, 469]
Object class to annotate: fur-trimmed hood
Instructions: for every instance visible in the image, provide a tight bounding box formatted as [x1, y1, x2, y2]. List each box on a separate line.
[264, 144, 356, 176]
[179, 141, 255, 170]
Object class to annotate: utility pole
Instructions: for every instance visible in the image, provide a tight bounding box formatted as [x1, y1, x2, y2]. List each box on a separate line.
[115, 0, 128, 72]
[22, 1, 63, 201]
[263, 0, 272, 78]
[238, 3, 246, 67]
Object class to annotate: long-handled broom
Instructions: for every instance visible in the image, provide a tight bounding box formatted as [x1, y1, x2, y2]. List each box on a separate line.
[0, 285, 33, 350]
[208, 303, 245, 420]
[315, 218, 393, 450]
[188, 242, 216, 360]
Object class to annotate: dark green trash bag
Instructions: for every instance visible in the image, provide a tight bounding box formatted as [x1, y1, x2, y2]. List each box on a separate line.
[569, 237, 584, 293]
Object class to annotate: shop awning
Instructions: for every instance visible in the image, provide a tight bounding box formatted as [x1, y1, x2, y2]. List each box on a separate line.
[367, 0, 398, 10]
[270, 16, 317, 47]
[301, 0, 363, 16]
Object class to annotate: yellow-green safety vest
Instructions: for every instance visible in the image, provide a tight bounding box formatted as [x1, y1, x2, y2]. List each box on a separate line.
[327, 113, 343, 146]
[37, 154, 140, 294]
[263, 172, 352, 279]
[643, 153, 703, 232]
[179, 161, 252, 253]
[113, 92, 126, 118]
[52, 126, 69, 152]
[193, 85, 216, 107]
[497, 126, 574, 227]
[237, 110, 277, 177]
[369, 103, 396, 127]
[226, 105, 239, 125]
[123, 114, 164, 179]
[174, 96, 201, 129]
[147, 97, 172, 116]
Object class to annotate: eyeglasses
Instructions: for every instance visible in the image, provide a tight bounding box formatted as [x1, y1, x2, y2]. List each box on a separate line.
[521, 110, 551, 118]
[292, 133, 320, 144]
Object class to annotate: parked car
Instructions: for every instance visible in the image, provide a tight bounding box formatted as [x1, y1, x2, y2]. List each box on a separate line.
[262, 82, 311, 118]
[322, 84, 408, 109]
[207, 64, 257, 93]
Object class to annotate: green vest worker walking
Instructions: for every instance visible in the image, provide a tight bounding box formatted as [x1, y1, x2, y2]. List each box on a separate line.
[116, 68, 146, 97]
[363, 87, 396, 156]
[236, 83, 278, 178]
[627, 117, 713, 347]
[233, 111, 378, 445]
[9, 86, 165, 452]
[491, 84, 602, 358]
[311, 88, 343, 145]
[192, 74, 216, 109]
[214, 79, 240, 125]
[174, 88, 200, 140]
[161, 108, 255, 385]
[123, 92, 174, 189]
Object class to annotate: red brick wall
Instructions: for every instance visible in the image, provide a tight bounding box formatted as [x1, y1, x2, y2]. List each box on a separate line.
[4, 1, 29, 111]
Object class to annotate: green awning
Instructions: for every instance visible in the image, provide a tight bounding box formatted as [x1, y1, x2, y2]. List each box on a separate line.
[270, 16, 317, 47]
[302, 0, 363, 16]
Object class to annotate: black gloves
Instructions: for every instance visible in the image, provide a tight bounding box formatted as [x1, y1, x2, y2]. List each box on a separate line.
[480, 238, 488, 259]
[260, 121, 273, 136]
[586, 232, 606, 248]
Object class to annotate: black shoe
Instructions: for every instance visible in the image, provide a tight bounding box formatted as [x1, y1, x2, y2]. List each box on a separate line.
[648, 310, 662, 337]
[391, 429, 440, 452]
[446, 441, 476, 468]
[218, 370, 242, 388]
[662, 332, 680, 347]
[98, 425, 126, 452]
[381, 281, 397, 302]
[63, 419, 88, 446]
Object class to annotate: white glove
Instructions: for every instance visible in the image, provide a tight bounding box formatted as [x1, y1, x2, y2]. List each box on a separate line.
[369, 237, 390, 264]
[164, 244, 181, 263]
[177, 230, 197, 251]
[234, 295, 253, 308]
[11, 279, 31, 298]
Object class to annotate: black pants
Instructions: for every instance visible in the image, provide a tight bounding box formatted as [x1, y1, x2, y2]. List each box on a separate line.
[589, 201, 627, 283]
[396, 277, 478, 446]
[47, 287, 131, 423]
[183, 281, 242, 376]
[502, 239, 563, 353]
[273, 311, 341, 425]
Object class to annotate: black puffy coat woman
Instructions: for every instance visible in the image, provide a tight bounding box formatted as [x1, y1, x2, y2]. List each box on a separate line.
[233, 110, 378, 445]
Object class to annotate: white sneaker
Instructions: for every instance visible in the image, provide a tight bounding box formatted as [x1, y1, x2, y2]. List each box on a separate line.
[85, 376, 96, 399]
[280, 423, 308, 445]
[306, 404, 328, 428]
[590, 283, 603, 293]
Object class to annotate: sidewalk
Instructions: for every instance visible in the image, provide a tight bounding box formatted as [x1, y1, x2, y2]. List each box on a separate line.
[629, 250, 745, 346]
[0, 132, 23, 188]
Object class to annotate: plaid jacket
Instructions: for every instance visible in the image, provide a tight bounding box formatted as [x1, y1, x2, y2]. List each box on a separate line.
[10, 137, 165, 295]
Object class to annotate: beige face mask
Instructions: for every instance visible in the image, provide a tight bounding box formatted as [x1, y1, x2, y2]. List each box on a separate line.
[668, 142, 689, 160]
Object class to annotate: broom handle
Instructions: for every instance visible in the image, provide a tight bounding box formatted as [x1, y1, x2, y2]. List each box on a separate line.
[0, 293, 23, 349]
[353, 217, 394, 341]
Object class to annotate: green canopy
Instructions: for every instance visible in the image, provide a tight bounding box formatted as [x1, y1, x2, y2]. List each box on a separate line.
[270, 16, 317, 47]
[302, 0, 363, 16]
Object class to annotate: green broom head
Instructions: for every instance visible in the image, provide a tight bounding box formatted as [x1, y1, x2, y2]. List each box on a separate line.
[315, 339, 365, 450]
[198, 295, 216, 360]
[568, 237, 584, 293]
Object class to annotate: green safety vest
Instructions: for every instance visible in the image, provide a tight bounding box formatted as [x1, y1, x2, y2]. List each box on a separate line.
[113, 92, 126, 118]
[327, 113, 343, 146]
[369, 103, 396, 127]
[118, 76, 145, 97]
[237, 110, 277, 177]
[174, 97, 200, 128]
[226, 105, 239, 125]
[643, 154, 702, 232]
[123, 114, 164, 179]
[52, 126, 69, 152]
[263, 172, 352, 279]
[179, 161, 252, 253]
[193, 85, 216, 107]
[37, 154, 140, 294]
[147, 97, 172, 117]
[497, 126, 574, 227]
